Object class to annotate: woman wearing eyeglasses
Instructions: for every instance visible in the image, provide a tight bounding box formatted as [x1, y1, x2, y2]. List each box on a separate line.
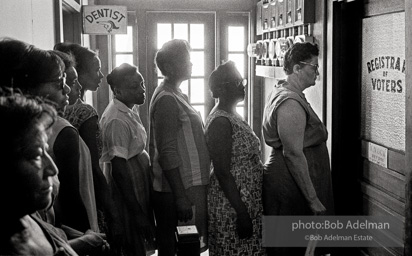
[262, 42, 334, 255]
[205, 61, 264, 255]
[0, 38, 99, 234]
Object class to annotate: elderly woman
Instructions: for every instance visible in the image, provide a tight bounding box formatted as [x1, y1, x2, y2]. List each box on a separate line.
[149, 39, 210, 255]
[262, 42, 334, 255]
[0, 89, 77, 255]
[205, 61, 264, 255]
[0, 38, 99, 234]
[100, 63, 155, 255]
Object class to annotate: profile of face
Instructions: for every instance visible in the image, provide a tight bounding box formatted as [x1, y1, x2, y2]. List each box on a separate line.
[13, 124, 58, 212]
[79, 56, 104, 92]
[167, 46, 192, 81]
[36, 69, 70, 112]
[225, 66, 246, 102]
[120, 72, 146, 105]
[297, 55, 319, 88]
[66, 66, 82, 105]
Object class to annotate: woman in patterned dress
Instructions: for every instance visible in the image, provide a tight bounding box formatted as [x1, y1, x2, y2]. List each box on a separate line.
[205, 61, 265, 255]
[53, 43, 117, 246]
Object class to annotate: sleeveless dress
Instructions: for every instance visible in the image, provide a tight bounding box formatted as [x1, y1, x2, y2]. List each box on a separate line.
[48, 117, 99, 232]
[262, 83, 334, 215]
[205, 110, 264, 256]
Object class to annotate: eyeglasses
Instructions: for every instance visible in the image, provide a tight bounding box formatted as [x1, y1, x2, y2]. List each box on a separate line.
[300, 61, 319, 71]
[221, 79, 247, 88]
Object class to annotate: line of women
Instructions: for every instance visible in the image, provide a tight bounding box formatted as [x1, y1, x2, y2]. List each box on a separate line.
[0, 36, 334, 256]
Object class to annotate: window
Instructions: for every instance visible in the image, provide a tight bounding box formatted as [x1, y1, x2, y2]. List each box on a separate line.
[114, 26, 134, 67]
[228, 25, 247, 118]
[220, 13, 249, 121]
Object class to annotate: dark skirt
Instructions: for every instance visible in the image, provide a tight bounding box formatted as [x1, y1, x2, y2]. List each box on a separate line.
[263, 143, 334, 256]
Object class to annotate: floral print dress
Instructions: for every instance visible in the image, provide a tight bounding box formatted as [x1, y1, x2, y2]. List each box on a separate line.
[205, 110, 265, 256]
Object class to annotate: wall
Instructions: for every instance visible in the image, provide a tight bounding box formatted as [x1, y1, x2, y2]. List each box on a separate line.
[98, 0, 254, 11]
[0, 0, 56, 49]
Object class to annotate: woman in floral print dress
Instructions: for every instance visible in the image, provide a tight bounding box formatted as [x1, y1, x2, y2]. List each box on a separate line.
[205, 61, 264, 255]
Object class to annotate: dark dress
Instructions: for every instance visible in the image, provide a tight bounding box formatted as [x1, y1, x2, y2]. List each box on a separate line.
[262, 82, 334, 255]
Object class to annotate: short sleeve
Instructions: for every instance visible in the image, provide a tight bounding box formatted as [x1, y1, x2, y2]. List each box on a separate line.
[104, 119, 131, 160]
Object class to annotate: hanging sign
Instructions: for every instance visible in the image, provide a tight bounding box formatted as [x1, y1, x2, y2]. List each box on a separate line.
[82, 5, 127, 34]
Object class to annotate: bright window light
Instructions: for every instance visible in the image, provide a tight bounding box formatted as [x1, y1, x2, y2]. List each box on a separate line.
[157, 23, 172, 49]
[193, 105, 205, 122]
[190, 24, 204, 49]
[228, 26, 244, 51]
[228, 53, 245, 78]
[190, 78, 204, 103]
[190, 51, 204, 76]
[115, 54, 133, 67]
[174, 23, 188, 41]
[115, 26, 133, 52]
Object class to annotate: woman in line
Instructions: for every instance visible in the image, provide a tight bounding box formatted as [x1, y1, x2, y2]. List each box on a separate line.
[101, 63, 155, 255]
[206, 61, 264, 255]
[149, 39, 210, 255]
[0, 38, 99, 233]
[0, 88, 77, 255]
[262, 42, 334, 255]
[53, 43, 114, 235]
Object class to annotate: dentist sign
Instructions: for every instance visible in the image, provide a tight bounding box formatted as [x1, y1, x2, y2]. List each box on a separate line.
[82, 5, 127, 34]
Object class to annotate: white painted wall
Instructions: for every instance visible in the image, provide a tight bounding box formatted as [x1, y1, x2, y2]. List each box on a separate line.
[0, 0, 56, 49]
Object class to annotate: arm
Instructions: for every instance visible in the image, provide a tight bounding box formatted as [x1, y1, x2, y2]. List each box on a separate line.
[79, 117, 115, 220]
[276, 100, 326, 214]
[153, 96, 192, 222]
[68, 229, 108, 255]
[206, 117, 252, 238]
[54, 127, 90, 231]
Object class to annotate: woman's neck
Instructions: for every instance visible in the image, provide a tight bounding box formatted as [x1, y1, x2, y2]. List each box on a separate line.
[215, 98, 238, 115]
[285, 75, 305, 93]
[164, 77, 183, 90]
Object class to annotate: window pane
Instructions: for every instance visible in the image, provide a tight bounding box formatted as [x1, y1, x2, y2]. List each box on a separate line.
[157, 78, 163, 86]
[228, 53, 245, 78]
[174, 23, 188, 41]
[190, 24, 204, 49]
[193, 105, 205, 122]
[115, 26, 133, 52]
[84, 90, 93, 106]
[190, 79, 204, 103]
[180, 80, 189, 96]
[157, 23, 172, 49]
[191, 51, 204, 76]
[236, 106, 244, 118]
[115, 54, 134, 67]
[157, 66, 163, 77]
[228, 26, 245, 51]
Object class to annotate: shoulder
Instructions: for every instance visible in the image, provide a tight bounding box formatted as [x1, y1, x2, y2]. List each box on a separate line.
[206, 111, 232, 133]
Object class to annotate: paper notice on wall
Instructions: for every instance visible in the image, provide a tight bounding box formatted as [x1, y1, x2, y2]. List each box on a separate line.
[368, 142, 388, 168]
[361, 12, 405, 152]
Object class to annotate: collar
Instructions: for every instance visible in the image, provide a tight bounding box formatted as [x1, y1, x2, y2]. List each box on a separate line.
[113, 98, 133, 113]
